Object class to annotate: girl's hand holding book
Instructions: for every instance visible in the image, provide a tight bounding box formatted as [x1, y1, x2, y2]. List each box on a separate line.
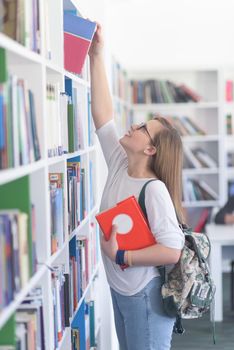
[88, 21, 104, 58]
[100, 224, 119, 261]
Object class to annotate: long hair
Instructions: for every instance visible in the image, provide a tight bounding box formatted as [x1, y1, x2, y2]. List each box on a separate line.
[150, 115, 184, 223]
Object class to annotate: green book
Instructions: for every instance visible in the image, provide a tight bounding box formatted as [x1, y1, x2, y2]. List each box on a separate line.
[0, 176, 33, 276]
[0, 315, 16, 346]
[89, 300, 96, 347]
[160, 80, 173, 103]
[68, 103, 75, 153]
[0, 48, 8, 83]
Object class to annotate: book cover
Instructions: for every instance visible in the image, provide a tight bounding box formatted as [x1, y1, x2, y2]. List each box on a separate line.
[95, 196, 156, 250]
[63, 13, 96, 75]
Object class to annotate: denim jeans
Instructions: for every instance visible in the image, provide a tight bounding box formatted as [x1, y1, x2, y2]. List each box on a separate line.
[110, 277, 175, 350]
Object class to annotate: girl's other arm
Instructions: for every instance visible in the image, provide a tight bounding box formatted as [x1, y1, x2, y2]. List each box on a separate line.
[89, 22, 114, 130]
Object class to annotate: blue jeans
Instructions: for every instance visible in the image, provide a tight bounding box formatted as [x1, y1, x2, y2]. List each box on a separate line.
[110, 277, 175, 350]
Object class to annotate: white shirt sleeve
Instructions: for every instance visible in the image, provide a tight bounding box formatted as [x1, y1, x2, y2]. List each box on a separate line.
[95, 119, 127, 169]
[144, 180, 185, 249]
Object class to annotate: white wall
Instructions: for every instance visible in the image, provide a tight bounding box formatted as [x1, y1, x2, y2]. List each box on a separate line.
[106, 0, 234, 70]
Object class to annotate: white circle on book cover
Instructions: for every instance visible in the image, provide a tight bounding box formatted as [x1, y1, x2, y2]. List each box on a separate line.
[112, 214, 133, 234]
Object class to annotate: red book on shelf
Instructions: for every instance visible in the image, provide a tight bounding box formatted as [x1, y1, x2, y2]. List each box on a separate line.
[226, 80, 233, 102]
[95, 196, 156, 250]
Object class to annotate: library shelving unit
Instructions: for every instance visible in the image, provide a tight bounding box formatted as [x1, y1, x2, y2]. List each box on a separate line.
[222, 68, 234, 202]
[129, 68, 224, 227]
[0, 1, 103, 349]
[111, 56, 133, 136]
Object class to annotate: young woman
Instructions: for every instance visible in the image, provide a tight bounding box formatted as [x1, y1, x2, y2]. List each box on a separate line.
[89, 22, 185, 350]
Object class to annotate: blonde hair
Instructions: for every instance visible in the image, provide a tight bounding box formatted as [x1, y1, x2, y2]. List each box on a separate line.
[150, 115, 184, 223]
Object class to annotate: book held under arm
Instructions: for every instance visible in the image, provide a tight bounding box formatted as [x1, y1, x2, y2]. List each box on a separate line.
[95, 196, 156, 250]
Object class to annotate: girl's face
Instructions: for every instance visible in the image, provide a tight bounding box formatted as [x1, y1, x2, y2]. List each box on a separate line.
[120, 119, 163, 154]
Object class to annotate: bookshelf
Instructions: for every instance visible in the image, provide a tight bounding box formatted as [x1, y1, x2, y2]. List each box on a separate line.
[128, 68, 225, 228]
[0, 1, 102, 349]
[222, 68, 234, 203]
[111, 56, 133, 136]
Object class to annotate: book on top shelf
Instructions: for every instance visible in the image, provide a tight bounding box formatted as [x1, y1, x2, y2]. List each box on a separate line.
[131, 79, 202, 104]
[95, 196, 156, 250]
[63, 13, 96, 75]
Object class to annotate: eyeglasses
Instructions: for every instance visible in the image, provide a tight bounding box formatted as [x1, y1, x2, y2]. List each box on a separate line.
[136, 122, 155, 147]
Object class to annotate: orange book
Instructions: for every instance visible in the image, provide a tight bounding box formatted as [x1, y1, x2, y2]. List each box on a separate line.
[95, 196, 156, 250]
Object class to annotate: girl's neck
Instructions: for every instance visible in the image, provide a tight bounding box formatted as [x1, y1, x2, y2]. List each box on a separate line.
[127, 167, 157, 179]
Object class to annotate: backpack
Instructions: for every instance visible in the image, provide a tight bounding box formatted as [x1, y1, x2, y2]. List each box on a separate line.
[138, 179, 216, 340]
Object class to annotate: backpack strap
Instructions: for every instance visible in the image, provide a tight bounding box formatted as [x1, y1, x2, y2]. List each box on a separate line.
[138, 179, 158, 222]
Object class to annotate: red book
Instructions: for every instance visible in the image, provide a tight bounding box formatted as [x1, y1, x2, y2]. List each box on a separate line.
[226, 80, 233, 102]
[95, 196, 156, 250]
[63, 13, 96, 75]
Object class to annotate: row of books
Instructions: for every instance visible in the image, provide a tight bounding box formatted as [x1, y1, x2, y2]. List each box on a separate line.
[226, 113, 234, 135]
[51, 266, 70, 347]
[183, 147, 217, 169]
[225, 80, 234, 102]
[69, 225, 99, 315]
[65, 79, 85, 153]
[131, 79, 202, 104]
[15, 288, 45, 350]
[0, 0, 40, 53]
[46, 82, 96, 158]
[49, 173, 65, 255]
[166, 115, 206, 137]
[183, 179, 218, 202]
[71, 300, 97, 350]
[112, 57, 130, 102]
[67, 156, 88, 234]
[0, 207, 37, 312]
[0, 48, 41, 169]
[227, 152, 234, 167]
[49, 157, 96, 254]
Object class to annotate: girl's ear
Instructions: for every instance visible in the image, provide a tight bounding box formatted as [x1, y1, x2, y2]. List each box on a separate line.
[144, 146, 156, 155]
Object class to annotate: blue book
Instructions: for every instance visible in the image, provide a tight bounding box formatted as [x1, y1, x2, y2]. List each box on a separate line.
[71, 301, 86, 350]
[63, 13, 96, 41]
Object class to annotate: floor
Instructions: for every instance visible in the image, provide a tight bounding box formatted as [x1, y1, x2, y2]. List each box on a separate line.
[171, 273, 234, 350]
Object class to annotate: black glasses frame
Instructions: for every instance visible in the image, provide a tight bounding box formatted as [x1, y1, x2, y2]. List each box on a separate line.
[136, 122, 155, 147]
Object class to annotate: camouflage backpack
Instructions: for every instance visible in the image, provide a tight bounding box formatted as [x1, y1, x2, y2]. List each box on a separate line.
[138, 180, 216, 336]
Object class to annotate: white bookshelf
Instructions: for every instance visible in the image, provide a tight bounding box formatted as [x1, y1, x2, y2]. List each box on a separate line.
[128, 68, 225, 225]
[111, 56, 133, 137]
[0, 1, 103, 349]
